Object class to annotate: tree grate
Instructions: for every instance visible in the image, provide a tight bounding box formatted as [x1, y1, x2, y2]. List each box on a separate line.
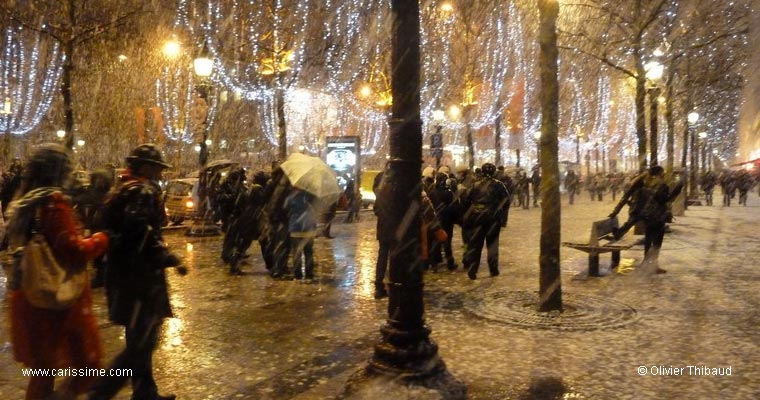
[463, 290, 639, 331]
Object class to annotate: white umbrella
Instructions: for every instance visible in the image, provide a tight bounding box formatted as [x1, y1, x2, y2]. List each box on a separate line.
[204, 159, 238, 170]
[280, 153, 342, 204]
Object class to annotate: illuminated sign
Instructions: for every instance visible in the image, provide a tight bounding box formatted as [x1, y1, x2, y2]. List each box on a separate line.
[325, 136, 361, 190]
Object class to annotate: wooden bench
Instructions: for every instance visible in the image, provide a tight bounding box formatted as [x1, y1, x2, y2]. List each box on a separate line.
[562, 216, 642, 277]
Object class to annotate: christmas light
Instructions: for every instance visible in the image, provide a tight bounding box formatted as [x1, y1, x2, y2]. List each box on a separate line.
[1, 27, 63, 136]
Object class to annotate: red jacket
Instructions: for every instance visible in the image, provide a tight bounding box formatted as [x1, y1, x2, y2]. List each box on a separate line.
[40, 192, 108, 268]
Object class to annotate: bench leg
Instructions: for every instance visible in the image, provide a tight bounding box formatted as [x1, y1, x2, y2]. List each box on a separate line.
[589, 253, 600, 277]
[611, 250, 621, 269]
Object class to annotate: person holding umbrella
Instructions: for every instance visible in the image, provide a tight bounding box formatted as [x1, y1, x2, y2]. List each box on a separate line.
[284, 188, 320, 281]
[271, 153, 341, 280]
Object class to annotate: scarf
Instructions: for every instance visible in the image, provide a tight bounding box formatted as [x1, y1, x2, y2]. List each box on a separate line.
[5, 187, 63, 242]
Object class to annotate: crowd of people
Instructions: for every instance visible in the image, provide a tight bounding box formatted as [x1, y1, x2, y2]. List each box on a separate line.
[1, 141, 759, 399]
[1, 143, 182, 400]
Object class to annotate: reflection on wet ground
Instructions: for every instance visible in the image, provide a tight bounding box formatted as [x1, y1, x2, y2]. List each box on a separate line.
[2, 195, 760, 399]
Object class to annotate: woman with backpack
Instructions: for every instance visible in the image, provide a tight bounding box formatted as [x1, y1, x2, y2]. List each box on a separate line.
[5, 144, 109, 400]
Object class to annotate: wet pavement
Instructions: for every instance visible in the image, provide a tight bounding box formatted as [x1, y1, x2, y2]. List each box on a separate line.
[1, 191, 759, 399]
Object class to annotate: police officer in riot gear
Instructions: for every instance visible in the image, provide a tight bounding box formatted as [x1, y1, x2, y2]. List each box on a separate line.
[461, 163, 510, 279]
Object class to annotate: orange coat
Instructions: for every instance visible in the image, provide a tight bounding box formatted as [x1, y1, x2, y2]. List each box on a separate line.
[8, 192, 108, 392]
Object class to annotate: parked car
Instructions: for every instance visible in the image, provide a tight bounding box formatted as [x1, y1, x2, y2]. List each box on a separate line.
[164, 177, 199, 225]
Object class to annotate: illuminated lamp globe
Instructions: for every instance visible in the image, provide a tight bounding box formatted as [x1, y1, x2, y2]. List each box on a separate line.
[359, 85, 372, 98]
[645, 61, 664, 81]
[193, 42, 213, 77]
[448, 105, 461, 119]
[163, 40, 181, 59]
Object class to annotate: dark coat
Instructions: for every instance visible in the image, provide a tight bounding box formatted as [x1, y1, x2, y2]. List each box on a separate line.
[373, 170, 395, 242]
[237, 183, 267, 240]
[99, 174, 178, 326]
[640, 177, 683, 225]
[264, 167, 291, 226]
[462, 176, 509, 228]
[428, 179, 457, 226]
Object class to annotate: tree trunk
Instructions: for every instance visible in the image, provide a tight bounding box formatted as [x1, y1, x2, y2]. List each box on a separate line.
[665, 80, 675, 173]
[537, 0, 562, 312]
[516, 148, 521, 168]
[690, 130, 698, 196]
[465, 122, 475, 169]
[276, 86, 288, 160]
[635, 61, 647, 172]
[2, 123, 11, 160]
[633, 1, 646, 172]
[62, 38, 75, 150]
[61, 0, 77, 150]
[648, 87, 660, 166]
[495, 102, 502, 166]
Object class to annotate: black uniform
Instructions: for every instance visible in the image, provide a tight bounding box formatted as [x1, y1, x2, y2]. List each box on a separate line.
[221, 180, 266, 274]
[461, 166, 509, 279]
[429, 173, 459, 271]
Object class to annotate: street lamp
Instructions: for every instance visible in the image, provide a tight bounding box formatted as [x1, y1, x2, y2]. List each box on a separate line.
[645, 60, 664, 167]
[432, 109, 446, 169]
[193, 41, 213, 167]
[187, 41, 221, 237]
[594, 141, 599, 173]
[698, 131, 707, 174]
[162, 39, 181, 59]
[687, 111, 700, 200]
[447, 104, 461, 120]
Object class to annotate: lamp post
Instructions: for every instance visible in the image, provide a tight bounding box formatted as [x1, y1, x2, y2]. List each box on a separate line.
[193, 41, 213, 167]
[533, 130, 542, 166]
[645, 60, 664, 167]
[345, 0, 465, 397]
[698, 132, 707, 174]
[594, 141, 599, 174]
[462, 102, 476, 169]
[687, 111, 699, 200]
[186, 41, 221, 237]
[585, 149, 591, 177]
[574, 125, 583, 166]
